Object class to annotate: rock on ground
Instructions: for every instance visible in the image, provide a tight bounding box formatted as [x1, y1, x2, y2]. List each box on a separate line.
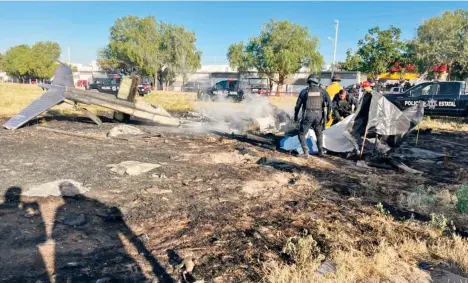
[22, 179, 90, 197]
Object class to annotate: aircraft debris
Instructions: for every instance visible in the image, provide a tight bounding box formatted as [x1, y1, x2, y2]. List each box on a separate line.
[3, 62, 180, 129]
[107, 125, 147, 138]
[23, 179, 90, 197]
[107, 161, 161, 176]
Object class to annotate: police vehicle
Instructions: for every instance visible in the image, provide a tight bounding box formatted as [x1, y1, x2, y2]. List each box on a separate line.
[96, 75, 150, 96]
[385, 80, 468, 117]
[198, 77, 269, 102]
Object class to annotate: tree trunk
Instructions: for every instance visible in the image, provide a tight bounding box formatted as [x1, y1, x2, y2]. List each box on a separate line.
[276, 75, 285, 95]
[153, 73, 157, 90]
[276, 83, 284, 95]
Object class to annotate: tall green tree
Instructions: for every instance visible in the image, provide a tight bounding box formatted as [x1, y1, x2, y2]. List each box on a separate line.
[227, 20, 323, 92]
[356, 26, 406, 79]
[2, 45, 32, 82]
[99, 15, 201, 90]
[158, 23, 202, 90]
[98, 16, 161, 78]
[341, 49, 362, 71]
[412, 10, 468, 80]
[227, 42, 252, 73]
[30, 41, 61, 79]
[0, 53, 3, 70]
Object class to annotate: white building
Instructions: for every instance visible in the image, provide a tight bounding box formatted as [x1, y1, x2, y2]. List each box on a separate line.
[0, 71, 9, 83]
[71, 61, 106, 84]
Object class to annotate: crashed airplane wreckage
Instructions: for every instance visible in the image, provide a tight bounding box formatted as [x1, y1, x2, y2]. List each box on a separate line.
[281, 90, 425, 159]
[3, 63, 180, 130]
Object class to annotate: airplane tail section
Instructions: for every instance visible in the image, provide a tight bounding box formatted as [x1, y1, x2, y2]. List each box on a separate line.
[51, 62, 75, 88]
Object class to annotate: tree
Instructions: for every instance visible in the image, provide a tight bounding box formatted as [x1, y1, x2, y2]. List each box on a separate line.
[2, 45, 32, 82]
[158, 23, 201, 90]
[0, 53, 3, 70]
[99, 15, 202, 90]
[227, 20, 323, 92]
[227, 42, 252, 73]
[356, 26, 406, 79]
[412, 10, 468, 80]
[341, 49, 362, 71]
[98, 16, 161, 78]
[30, 41, 61, 80]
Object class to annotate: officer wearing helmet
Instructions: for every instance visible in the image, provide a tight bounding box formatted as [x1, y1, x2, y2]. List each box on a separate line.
[294, 74, 332, 158]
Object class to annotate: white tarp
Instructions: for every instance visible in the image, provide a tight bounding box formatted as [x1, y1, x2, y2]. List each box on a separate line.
[280, 115, 355, 154]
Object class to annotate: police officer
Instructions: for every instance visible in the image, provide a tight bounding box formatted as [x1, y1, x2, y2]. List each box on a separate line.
[294, 74, 332, 158]
[332, 89, 358, 125]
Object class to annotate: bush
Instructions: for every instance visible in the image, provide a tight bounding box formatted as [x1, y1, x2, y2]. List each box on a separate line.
[456, 184, 468, 214]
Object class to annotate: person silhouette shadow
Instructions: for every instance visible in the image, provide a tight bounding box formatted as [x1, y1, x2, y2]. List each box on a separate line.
[0, 187, 50, 283]
[52, 182, 174, 283]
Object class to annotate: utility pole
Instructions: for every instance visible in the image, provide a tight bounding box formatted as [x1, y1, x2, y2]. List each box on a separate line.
[332, 20, 339, 78]
[68, 47, 71, 64]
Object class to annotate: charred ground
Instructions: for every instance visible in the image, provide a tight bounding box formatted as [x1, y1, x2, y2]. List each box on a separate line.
[1, 113, 468, 283]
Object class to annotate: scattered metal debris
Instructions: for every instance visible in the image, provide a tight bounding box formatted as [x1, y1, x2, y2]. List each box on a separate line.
[315, 260, 337, 275]
[23, 179, 90, 197]
[4, 63, 180, 129]
[107, 125, 147, 138]
[107, 161, 161, 176]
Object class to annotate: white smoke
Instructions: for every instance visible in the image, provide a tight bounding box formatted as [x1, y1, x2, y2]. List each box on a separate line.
[188, 93, 293, 134]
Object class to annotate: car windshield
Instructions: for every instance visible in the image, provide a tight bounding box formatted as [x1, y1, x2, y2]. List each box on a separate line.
[407, 83, 436, 97]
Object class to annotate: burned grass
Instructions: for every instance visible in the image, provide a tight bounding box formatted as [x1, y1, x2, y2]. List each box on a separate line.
[1, 90, 468, 281]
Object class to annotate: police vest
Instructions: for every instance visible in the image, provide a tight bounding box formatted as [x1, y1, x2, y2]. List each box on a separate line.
[306, 86, 323, 111]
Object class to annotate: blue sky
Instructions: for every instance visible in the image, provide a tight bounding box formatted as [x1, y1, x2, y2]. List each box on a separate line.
[1, 1, 467, 66]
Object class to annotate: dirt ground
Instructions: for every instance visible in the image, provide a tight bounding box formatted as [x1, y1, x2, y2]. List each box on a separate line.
[1, 113, 468, 283]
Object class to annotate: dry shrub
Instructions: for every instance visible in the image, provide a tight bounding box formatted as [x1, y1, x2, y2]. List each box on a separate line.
[264, 211, 468, 283]
[398, 186, 437, 210]
[419, 116, 468, 132]
[430, 235, 468, 273]
[265, 239, 431, 283]
[264, 234, 325, 283]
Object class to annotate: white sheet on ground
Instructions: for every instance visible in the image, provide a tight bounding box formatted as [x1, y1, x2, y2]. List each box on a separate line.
[280, 114, 355, 154]
[322, 114, 355, 153]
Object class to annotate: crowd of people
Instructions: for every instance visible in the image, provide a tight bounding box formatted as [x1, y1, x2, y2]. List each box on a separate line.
[294, 74, 376, 158]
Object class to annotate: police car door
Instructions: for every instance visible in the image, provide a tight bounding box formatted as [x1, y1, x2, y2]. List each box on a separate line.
[400, 82, 436, 115]
[432, 82, 461, 116]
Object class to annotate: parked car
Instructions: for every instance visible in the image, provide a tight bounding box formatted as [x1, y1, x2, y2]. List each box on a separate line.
[76, 80, 88, 88]
[97, 78, 120, 94]
[87, 78, 106, 90]
[345, 84, 361, 98]
[243, 77, 270, 95]
[137, 83, 151, 96]
[182, 81, 198, 92]
[383, 86, 404, 95]
[182, 81, 211, 93]
[197, 78, 270, 102]
[385, 81, 468, 117]
[198, 79, 243, 102]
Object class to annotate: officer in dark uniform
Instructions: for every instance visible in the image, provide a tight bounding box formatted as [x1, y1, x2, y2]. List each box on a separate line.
[294, 74, 332, 158]
[332, 89, 358, 125]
